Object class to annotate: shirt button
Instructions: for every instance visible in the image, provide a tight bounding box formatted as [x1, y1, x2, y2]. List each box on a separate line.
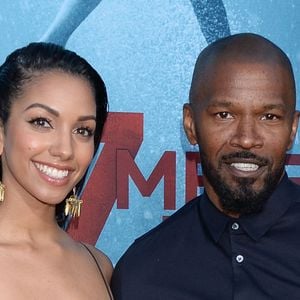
[236, 255, 244, 263]
[231, 222, 239, 230]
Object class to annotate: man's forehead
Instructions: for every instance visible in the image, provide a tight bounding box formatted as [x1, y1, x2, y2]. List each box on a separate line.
[190, 34, 293, 85]
[190, 59, 295, 110]
[191, 59, 272, 93]
[195, 52, 286, 80]
[189, 34, 295, 112]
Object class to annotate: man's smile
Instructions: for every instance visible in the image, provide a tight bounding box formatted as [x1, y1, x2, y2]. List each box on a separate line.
[230, 162, 259, 172]
[220, 152, 269, 178]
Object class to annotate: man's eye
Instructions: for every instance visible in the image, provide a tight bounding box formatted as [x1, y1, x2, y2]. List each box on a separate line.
[261, 114, 279, 121]
[75, 127, 94, 137]
[216, 112, 233, 119]
[29, 117, 52, 128]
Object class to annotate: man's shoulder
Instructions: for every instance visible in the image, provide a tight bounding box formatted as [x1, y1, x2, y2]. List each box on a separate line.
[286, 177, 300, 202]
[112, 195, 207, 297]
[119, 196, 202, 260]
[136, 196, 201, 242]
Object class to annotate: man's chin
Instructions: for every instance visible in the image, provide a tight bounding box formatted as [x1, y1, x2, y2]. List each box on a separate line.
[201, 153, 285, 215]
[219, 175, 279, 215]
[230, 175, 263, 191]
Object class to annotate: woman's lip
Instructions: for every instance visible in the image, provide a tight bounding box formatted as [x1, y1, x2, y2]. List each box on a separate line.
[33, 161, 74, 171]
[39, 174, 69, 185]
[33, 162, 73, 186]
[35, 168, 71, 186]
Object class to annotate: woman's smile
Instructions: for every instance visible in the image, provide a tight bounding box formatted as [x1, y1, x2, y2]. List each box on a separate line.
[34, 162, 71, 183]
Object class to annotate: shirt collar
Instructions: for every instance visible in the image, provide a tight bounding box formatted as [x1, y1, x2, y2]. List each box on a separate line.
[199, 192, 230, 243]
[199, 173, 297, 243]
[239, 173, 296, 241]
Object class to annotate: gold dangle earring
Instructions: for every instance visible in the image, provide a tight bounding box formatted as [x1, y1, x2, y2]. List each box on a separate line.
[64, 187, 83, 218]
[0, 181, 4, 202]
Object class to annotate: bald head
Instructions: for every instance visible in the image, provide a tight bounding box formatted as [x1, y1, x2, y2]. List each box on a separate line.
[183, 33, 299, 216]
[189, 33, 296, 107]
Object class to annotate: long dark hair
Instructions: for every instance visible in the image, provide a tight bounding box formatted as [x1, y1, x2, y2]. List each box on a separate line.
[0, 42, 108, 227]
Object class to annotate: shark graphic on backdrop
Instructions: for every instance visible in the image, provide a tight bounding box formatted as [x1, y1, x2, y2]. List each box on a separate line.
[41, 0, 230, 46]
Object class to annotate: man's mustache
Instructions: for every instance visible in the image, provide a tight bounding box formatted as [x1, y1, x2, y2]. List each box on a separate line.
[221, 151, 269, 165]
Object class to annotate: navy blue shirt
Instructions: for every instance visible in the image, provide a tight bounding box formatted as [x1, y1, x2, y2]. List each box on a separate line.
[111, 174, 300, 299]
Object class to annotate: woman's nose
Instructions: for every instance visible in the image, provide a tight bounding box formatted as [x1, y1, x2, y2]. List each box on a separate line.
[48, 130, 74, 160]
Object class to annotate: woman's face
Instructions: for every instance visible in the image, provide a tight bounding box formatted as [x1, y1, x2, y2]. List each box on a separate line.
[0, 71, 96, 206]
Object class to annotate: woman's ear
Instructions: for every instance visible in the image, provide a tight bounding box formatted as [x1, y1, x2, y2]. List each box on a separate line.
[0, 123, 4, 156]
[183, 103, 198, 145]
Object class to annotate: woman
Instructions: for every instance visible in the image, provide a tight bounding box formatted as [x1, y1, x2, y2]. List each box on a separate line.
[0, 42, 113, 299]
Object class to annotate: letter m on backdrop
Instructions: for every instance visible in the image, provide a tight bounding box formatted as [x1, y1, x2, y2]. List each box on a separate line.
[68, 112, 176, 244]
[117, 150, 176, 210]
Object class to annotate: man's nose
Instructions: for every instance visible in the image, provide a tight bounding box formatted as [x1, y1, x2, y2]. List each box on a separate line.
[229, 117, 263, 150]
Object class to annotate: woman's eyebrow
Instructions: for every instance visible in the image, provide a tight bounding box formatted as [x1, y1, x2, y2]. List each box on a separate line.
[78, 115, 96, 122]
[24, 103, 96, 121]
[24, 103, 59, 116]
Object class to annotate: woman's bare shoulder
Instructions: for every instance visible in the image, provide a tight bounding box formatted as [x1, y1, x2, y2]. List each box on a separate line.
[81, 242, 113, 282]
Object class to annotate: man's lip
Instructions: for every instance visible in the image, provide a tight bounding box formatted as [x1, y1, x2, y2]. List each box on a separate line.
[223, 158, 267, 167]
[224, 162, 267, 177]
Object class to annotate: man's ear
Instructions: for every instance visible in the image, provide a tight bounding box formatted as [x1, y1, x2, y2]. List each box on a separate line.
[183, 103, 198, 145]
[287, 110, 300, 150]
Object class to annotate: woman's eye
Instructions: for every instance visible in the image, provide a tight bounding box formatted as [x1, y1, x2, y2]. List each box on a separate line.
[29, 117, 52, 128]
[75, 127, 94, 137]
[216, 112, 233, 119]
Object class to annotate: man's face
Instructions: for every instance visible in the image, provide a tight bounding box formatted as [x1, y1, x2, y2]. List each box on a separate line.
[184, 61, 299, 216]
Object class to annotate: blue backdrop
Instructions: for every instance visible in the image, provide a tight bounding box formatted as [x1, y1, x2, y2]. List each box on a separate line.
[0, 0, 299, 265]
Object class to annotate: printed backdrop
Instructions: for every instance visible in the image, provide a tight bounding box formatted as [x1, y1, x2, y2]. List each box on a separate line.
[0, 0, 299, 264]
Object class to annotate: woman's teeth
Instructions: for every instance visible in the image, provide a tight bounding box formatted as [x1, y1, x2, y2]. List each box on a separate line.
[35, 163, 69, 179]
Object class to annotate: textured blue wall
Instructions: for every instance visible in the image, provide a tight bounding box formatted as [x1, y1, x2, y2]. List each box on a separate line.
[0, 0, 299, 264]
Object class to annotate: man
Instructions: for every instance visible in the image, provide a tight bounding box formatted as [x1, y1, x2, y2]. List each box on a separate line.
[111, 33, 300, 299]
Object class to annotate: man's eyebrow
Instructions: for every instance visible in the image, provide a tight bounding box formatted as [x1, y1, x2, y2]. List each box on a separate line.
[24, 103, 59, 116]
[207, 101, 287, 111]
[262, 103, 286, 111]
[207, 100, 233, 108]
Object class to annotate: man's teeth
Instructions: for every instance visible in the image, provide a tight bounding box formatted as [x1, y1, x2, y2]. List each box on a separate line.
[35, 163, 69, 179]
[231, 163, 259, 172]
